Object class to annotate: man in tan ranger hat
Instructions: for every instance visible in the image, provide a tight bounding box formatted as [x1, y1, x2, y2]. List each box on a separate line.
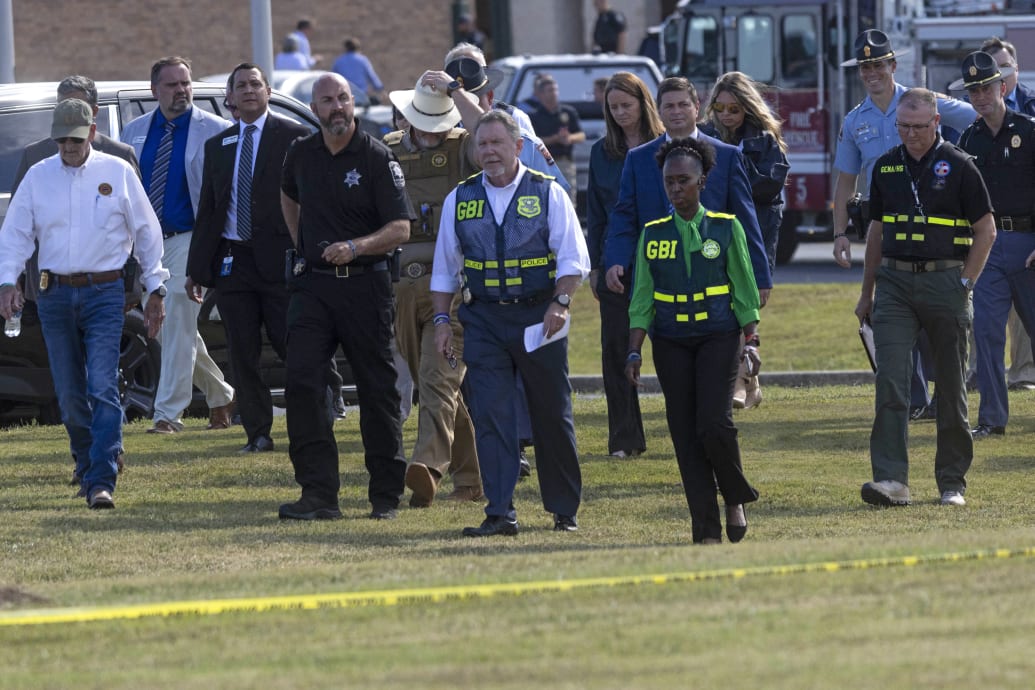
[0, 99, 169, 510]
[385, 78, 484, 507]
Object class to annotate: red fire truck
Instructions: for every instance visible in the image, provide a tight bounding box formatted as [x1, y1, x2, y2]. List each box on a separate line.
[659, 0, 921, 263]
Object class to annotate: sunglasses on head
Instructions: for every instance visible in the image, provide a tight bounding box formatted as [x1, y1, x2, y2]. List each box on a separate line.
[711, 102, 742, 115]
[56, 137, 86, 144]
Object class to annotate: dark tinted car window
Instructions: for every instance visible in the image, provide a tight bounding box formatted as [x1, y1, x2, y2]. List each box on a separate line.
[0, 109, 51, 193]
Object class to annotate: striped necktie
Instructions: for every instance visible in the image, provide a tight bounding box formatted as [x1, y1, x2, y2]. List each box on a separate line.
[237, 124, 257, 240]
[148, 121, 176, 220]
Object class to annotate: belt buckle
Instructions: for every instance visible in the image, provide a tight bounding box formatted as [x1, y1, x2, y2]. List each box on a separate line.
[1002, 216, 1014, 232]
[334, 265, 350, 278]
[912, 261, 928, 274]
[405, 262, 424, 279]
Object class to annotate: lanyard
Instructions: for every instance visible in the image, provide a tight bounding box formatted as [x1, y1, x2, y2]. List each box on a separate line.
[898, 139, 942, 215]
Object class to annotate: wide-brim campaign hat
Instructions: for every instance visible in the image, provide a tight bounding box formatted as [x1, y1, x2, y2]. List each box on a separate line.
[445, 57, 503, 94]
[948, 50, 1015, 91]
[388, 81, 462, 133]
[840, 29, 910, 67]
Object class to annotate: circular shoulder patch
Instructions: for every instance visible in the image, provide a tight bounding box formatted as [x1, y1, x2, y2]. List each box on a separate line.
[389, 161, 405, 189]
[701, 239, 721, 259]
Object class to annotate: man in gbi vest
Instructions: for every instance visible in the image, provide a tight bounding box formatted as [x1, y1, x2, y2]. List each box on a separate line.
[854, 88, 995, 509]
[385, 79, 483, 507]
[430, 110, 590, 537]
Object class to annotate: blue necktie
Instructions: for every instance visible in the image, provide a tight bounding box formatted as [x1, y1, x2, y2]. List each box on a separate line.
[237, 124, 257, 241]
[148, 121, 176, 220]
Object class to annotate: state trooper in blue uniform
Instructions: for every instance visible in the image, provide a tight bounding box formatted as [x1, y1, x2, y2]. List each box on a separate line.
[952, 52, 1035, 438]
[431, 110, 590, 537]
[833, 30, 977, 419]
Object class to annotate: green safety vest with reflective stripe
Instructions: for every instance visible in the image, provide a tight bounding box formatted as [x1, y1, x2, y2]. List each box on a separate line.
[642, 212, 739, 338]
[454, 170, 556, 301]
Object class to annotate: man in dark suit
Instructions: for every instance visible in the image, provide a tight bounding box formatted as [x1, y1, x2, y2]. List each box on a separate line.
[603, 77, 772, 306]
[13, 76, 140, 304]
[186, 63, 310, 453]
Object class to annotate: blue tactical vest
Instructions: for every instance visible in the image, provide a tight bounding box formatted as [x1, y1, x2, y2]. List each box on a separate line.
[642, 211, 740, 338]
[454, 170, 557, 301]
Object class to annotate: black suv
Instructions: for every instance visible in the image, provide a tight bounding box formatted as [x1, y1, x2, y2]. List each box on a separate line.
[0, 81, 353, 423]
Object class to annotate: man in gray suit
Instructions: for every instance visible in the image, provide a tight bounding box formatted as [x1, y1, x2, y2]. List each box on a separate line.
[122, 56, 235, 434]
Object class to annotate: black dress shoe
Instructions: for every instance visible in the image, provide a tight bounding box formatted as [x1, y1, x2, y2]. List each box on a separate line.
[368, 507, 398, 520]
[971, 424, 1005, 438]
[278, 496, 342, 520]
[462, 515, 519, 537]
[239, 435, 275, 453]
[726, 504, 747, 543]
[553, 514, 578, 532]
[519, 450, 532, 479]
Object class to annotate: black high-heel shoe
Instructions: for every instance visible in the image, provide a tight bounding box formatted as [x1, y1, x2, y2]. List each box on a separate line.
[726, 504, 747, 543]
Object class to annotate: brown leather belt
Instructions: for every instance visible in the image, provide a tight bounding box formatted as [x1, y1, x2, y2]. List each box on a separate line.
[403, 262, 434, 279]
[881, 258, 964, 273]
[998, 216, 1033, 232]
[52, 270, 123, 287]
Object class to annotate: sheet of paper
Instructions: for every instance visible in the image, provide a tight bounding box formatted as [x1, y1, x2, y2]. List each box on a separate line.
[524, 318, 570, 352]
[859, 321, 876, 373]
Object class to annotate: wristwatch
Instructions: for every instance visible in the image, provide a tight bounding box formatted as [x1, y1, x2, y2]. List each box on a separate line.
[446, 80, 462, 96]
[961, 277, 975, 291]
[552, 293, 571, 308]
[151, 284, 167, 298]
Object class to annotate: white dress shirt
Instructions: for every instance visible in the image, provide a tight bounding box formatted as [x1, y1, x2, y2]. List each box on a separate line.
[431, 163, 590, 294]
[223, 111, 267, 240]
[0, 149, 169, 293]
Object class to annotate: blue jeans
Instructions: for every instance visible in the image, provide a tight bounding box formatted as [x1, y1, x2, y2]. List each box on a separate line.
[37, 280, 125, 495]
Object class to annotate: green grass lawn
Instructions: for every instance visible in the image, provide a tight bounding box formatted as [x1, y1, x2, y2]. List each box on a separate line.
[568, 282, 866, 374]
[3, 383, 1035, 688]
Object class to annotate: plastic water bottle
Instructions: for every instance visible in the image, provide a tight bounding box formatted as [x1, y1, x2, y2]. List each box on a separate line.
[4, 310, 21, 338]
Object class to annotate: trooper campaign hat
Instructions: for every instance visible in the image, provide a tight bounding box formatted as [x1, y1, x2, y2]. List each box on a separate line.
[388, 80, 462, 133]
[51, 98, 93, 140]
[948, 50, 1015, 91]
[840, 29, 910, 67]
[445, 57, 503, 94]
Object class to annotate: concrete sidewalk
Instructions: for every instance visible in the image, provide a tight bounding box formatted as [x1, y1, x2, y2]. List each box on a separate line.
[569, 370, 874, 395]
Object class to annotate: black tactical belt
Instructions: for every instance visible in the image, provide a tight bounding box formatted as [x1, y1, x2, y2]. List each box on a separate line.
[881, 258, 964, 273]
[474, 290, 552, 306]
[309, 261, 389, 278]
[997, 216, 1033, 232]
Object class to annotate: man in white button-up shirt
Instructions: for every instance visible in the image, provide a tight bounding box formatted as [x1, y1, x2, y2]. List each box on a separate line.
[431, 110, 590, 537]
[0, 99, 169, 510]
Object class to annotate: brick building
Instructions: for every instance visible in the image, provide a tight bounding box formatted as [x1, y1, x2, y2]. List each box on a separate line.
[9, 1, 670, 89]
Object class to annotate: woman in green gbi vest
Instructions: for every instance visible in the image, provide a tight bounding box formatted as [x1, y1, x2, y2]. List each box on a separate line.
[624, 137, 761, 544]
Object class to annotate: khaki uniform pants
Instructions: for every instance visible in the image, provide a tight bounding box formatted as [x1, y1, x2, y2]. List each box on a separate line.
[394, 274, 481, 489]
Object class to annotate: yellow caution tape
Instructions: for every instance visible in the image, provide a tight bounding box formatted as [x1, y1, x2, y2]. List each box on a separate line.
[2, 546, 1032, 627]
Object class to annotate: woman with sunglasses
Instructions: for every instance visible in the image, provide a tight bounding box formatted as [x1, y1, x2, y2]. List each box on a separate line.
[702, 71, 788, 409]
[587, 71, 665, 459]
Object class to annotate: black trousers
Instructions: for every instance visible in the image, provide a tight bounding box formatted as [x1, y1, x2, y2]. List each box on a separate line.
[215, 243, 289, 443]
[652, 330, 758, 543]
[285, 270, 405, 509]
[597, 272, 645, 455]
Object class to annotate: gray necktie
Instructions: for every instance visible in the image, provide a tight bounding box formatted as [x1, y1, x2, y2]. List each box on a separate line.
[148, 121, 176, 220]
[237, 124, 257, 240]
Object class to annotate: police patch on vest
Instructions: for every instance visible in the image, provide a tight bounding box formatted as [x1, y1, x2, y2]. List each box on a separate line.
[1012, 134, 1022, 149]
[516, 196, 541, 218]
[389, 161, 405, 189]
[701, 239, 721, 259]
[431, 152, 448, 168]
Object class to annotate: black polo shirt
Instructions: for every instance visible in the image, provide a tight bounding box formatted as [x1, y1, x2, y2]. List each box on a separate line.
[529, 104, 583, 159]
[281, 125, 414, 266]
[958, 110, 1035, 218]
